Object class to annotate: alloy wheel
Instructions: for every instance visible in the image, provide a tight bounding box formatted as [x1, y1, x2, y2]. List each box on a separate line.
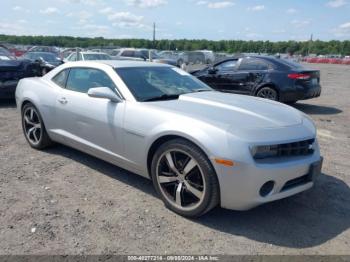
[156, 149, 206, 211]
[257, 88, 278, 100]
[23, 107, 42, 145]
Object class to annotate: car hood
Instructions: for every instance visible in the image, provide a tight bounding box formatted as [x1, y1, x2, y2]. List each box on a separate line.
[149, 91, 304, 130]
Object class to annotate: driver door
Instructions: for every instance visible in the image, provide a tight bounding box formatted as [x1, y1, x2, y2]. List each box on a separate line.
[55, 67, 125, 162]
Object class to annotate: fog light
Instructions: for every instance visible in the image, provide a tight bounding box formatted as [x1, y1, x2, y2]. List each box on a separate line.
[259, 181, 275, 197]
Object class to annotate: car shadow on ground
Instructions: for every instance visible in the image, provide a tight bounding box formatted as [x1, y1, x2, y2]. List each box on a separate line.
[46, 145, 157, 197]
[0, 99, 16, 108]
[46, 145, 350, 249]
[293, 103, 342, 115]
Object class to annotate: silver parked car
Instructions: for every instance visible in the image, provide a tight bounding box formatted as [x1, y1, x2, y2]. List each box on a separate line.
[15, 60, 323, 217]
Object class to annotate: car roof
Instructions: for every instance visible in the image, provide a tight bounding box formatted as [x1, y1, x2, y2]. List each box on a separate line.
[26, 51, 55, 55]
[81, 51, 109, 55]
[64, 60, 171, 68]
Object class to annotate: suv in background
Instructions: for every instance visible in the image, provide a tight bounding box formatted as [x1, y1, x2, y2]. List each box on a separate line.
[115, 48, 177, 66]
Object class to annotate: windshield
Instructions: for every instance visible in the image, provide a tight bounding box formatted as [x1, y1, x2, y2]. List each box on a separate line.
[139, 50, 160, 59]
[30, 52, 59, 62]
[115, 67, 212, 102]
[84, 54, 111, 60]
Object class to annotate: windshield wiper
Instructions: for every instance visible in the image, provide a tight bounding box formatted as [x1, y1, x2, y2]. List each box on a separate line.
[192, 89, 213, 93]
[143, 94, 180, 102]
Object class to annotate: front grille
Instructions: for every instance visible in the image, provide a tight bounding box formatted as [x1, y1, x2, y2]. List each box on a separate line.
[253, 139, 315, 160]
[277, 139, 314, 157]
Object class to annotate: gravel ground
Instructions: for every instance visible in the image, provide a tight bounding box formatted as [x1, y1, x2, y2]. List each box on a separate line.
[0, 63, 349, 255]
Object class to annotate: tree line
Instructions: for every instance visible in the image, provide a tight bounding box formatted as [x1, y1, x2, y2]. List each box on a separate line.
[1, 34, 350, 56]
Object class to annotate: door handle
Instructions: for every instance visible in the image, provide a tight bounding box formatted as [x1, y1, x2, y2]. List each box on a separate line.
[58, 97, 67, 104]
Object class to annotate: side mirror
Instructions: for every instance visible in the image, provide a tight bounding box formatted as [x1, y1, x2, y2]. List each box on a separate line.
[87, 87, 122, 103]
[208, 67, 217, 74]
[35, 57, 44, 63]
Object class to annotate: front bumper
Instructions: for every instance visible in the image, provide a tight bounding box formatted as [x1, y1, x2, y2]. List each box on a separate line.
[212, 153, 322, 211]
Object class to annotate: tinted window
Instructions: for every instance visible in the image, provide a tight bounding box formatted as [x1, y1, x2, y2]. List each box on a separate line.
[239, 58, 269, 70]
[216, 60, 237, 70]
[66, 68, 117, 93]
[121, 50, 135, 57]
[52, 69, 69, 88]
[116, 67, 211, 101]
[29, 52, 58, 62]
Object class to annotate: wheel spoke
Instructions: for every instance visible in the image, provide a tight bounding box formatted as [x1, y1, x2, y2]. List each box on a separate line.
[184, 180, 203, 199]
[29, 109, 34, 121]
[165, 152, 177, 173]
[175, 182, 183, 206]
[27, 126, 35, 138]
[24, 115, 35, 126]
[159, 175, 178, 184]
[33, 128, 39, 142]
[183, 158, 197, 176]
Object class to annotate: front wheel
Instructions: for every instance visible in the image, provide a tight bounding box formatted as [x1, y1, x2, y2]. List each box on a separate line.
[22, 103, 53, 149]
[256, 87, 278, 101]
[151, 139, 220, 217]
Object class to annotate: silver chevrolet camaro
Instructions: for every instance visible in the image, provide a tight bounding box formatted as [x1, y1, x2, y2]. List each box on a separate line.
[15, 60, 323, 217]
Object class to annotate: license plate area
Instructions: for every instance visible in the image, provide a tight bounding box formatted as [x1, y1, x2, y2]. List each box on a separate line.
[309, 157, 323, 180]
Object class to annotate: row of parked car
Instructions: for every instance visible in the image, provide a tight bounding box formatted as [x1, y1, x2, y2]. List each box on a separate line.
[302, 56, 350, 65]
[1, 44, 321, 104]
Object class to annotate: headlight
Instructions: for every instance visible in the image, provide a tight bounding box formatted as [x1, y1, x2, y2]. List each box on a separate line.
[250, 145, 279, 159]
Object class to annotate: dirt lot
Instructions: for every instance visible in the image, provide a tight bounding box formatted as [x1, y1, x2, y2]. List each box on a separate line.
[0, 63, 349, 255]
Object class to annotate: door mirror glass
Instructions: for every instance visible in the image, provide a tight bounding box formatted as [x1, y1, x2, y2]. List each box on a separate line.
[87, 87, 122, 103]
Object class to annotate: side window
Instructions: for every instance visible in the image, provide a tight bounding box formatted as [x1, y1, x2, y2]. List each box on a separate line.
[68, 53, 77, 61]
[239, 58, 269, 71]
[52, 69, 69, 88]
[78, 53, 83, 61]
[66, 68, 117, 93]
[121, 50, 134, 57]
[216, 60, 237, 71]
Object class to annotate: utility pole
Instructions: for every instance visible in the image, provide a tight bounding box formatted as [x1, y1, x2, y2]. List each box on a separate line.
[308, 33, 313, 56]
[153, 22, 156, 49]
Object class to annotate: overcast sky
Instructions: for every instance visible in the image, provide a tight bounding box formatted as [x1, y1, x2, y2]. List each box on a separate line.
[1, 0, 350, 41]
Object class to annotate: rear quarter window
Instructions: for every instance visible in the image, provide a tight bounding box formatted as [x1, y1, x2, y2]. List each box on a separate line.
[52, 69, 69, 88]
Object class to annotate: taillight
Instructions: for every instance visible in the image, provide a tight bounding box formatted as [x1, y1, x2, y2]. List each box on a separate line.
[288, 73, 311, 80]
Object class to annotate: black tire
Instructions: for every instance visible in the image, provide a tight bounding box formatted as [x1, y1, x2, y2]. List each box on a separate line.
[151, 138, 220, 217]
[256, 86, 279, 101]
[22, 103, 54, 149]
[286, 100, 297, 105]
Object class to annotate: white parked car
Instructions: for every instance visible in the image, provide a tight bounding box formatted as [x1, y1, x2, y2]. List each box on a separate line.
[15, 60, 323, 217]
[65, 51, 111, 62]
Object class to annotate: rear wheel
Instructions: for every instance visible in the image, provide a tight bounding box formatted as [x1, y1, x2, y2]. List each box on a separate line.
[22, 103, 53, 149]
[151, 139, 220, 217]
[256, 87, 278, 101]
